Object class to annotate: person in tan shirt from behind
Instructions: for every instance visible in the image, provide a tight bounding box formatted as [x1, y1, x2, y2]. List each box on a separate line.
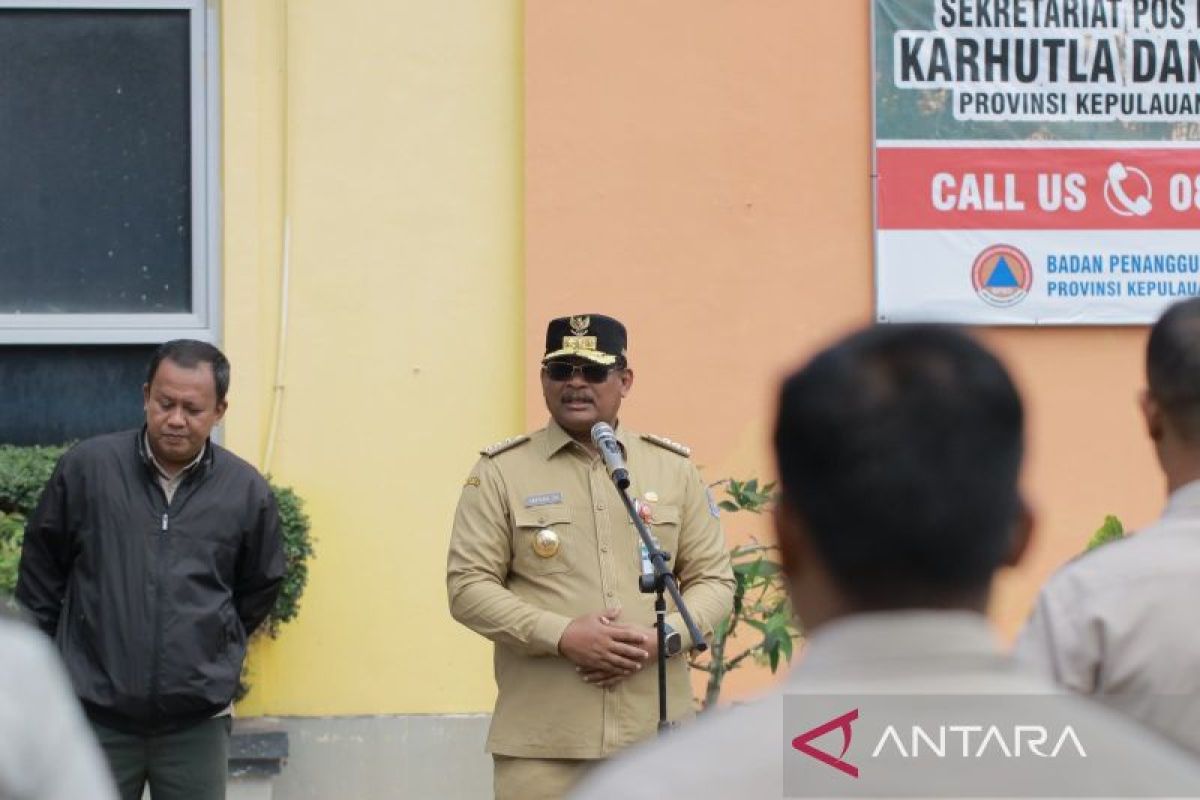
[446, 313, 734, 800]
[1017, 296, 1200, 756]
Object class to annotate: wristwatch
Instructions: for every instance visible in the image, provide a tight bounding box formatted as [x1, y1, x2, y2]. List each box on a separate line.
[662, 623, 683, 657]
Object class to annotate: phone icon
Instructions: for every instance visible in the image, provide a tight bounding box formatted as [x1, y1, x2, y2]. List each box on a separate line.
[1105, 162, 1152, 217]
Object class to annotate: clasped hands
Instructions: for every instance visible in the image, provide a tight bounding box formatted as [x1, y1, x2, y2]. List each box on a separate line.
[558, 607, 658, 689]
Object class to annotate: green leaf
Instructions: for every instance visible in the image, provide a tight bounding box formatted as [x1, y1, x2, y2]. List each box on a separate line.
[1086, 515, 1126, 551]
[718, 500, 740, 513]
[779, 631, 795, 662]
[733, 560, 763, 580]
[756, 561, 782, 578]
[767, 608, 792, 628]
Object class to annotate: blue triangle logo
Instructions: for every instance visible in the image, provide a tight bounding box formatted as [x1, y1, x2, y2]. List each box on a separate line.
[986, 257, 1020, 288]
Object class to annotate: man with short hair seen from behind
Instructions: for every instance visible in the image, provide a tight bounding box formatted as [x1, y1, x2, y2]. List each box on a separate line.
[1017, 295, 1200, 756]
[573, 324, 1200, 800]
[16, 339, 285, 800]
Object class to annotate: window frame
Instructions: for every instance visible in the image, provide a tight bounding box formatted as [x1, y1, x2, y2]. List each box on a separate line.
[0, 0, 219, 344]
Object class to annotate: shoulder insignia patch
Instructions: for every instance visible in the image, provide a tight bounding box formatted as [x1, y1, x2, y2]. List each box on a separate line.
[480, 434, 531, 458]
[641, 433, 691, 458]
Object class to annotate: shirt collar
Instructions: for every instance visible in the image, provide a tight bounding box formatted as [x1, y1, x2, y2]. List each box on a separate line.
[143, 431, 207, 480]
[789, 610, 1000, 683]
[543, 417, 629, 460]
[1164, 478, 1200, 519]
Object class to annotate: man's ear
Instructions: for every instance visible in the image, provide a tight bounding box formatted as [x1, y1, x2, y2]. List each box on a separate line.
[774, 496, 842, 630]
[1004, 494, 1035, 569]
[774, 497, 806, 581]
[1141, 389, 1164, 441]
[619, 367, 634, 398]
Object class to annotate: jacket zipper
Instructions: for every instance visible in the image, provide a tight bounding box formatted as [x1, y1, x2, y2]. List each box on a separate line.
[144, 450, 210, 727]
[149, 488, 170, 726]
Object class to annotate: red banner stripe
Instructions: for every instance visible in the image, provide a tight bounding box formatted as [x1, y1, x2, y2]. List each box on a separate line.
[877, 147, 1200, 230]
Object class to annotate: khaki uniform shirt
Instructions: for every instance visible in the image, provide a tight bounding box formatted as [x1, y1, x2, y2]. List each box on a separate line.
[447, 420, 734, 759]
[573, 612, 1200, 799]
[1015, 479, 1200, 757]
[143, 432, 206, 504]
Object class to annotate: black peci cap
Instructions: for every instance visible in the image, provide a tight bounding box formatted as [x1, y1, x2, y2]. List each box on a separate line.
[542, 314, 628, 366]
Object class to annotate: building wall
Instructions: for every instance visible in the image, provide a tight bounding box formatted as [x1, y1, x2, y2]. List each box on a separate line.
[222, 0, 522, 717]
[218, 0, 1162, 767]
[523, 0, 1162, 704]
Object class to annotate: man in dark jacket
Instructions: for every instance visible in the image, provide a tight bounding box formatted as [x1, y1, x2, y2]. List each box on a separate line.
[16, 339, 285, 800]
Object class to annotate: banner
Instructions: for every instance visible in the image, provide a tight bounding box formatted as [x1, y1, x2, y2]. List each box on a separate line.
[873, 0, 1200, 324]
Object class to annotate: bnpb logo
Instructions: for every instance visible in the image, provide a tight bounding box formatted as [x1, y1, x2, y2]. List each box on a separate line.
[972, 245, 1032, 308]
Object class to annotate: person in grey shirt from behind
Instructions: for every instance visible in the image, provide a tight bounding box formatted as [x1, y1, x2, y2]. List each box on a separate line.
[0, 613, 117, 800]
[573, 324, 1200, 800]
[1017, 296, 1200, 756]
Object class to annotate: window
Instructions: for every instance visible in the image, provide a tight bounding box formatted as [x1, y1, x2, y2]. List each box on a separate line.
[0, 1, 216, 443]
[0, 0, 217, 343]
[0, 345, 154, 444]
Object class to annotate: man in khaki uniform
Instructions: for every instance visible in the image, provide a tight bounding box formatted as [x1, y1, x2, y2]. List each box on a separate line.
[1016, 296, 1200, 757]
[447, 314, 734, 800]
[574, 325, 1200, 800]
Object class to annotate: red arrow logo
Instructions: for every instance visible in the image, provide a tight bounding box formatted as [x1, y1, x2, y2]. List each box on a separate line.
[791, 709, 860, 778]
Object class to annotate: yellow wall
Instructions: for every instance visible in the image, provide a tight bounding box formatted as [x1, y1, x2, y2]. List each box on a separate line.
[222, 0, 522, 715]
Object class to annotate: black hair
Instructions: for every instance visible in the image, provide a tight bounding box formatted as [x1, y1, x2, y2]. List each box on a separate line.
[773, 324, 1024, 608]
[146, 339, 231, 403]
[1147, 297, 1200, 442]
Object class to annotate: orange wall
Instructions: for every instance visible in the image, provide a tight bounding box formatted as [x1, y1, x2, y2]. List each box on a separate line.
[524, 2, 1165, 697]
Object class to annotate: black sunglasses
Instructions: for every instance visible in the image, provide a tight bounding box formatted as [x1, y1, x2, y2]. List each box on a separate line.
[543, 361, 619, 383]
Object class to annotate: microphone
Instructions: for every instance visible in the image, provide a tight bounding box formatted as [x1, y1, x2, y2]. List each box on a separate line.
[590, 422, 630, 489]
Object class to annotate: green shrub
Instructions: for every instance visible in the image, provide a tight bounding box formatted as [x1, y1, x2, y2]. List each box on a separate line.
[263, 481, 314, 636]
[0, 444, 66, 514]
[0, 512, 24, 598]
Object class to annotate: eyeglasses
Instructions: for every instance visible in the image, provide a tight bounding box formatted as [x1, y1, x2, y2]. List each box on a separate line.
[543, 361, 619, 383]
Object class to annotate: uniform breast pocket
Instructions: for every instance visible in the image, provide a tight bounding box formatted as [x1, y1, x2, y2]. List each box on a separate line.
[641, 504, 681, 560]
[513, 506, 574, 577]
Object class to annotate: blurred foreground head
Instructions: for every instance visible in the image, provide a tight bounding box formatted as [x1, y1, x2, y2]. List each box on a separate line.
[772, 324, 1029, 627]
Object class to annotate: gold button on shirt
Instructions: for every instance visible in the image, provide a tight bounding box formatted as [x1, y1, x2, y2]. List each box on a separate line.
[447, 420, 734, 759]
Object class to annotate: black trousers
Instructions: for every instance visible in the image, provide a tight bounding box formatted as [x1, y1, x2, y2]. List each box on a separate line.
[92, 716, 231, 800]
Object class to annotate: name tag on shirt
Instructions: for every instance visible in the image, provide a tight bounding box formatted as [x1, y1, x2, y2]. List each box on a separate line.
[525, 492, 564, 508]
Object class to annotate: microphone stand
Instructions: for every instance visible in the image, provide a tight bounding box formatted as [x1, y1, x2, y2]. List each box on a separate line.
[613, 481, 708, 735]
